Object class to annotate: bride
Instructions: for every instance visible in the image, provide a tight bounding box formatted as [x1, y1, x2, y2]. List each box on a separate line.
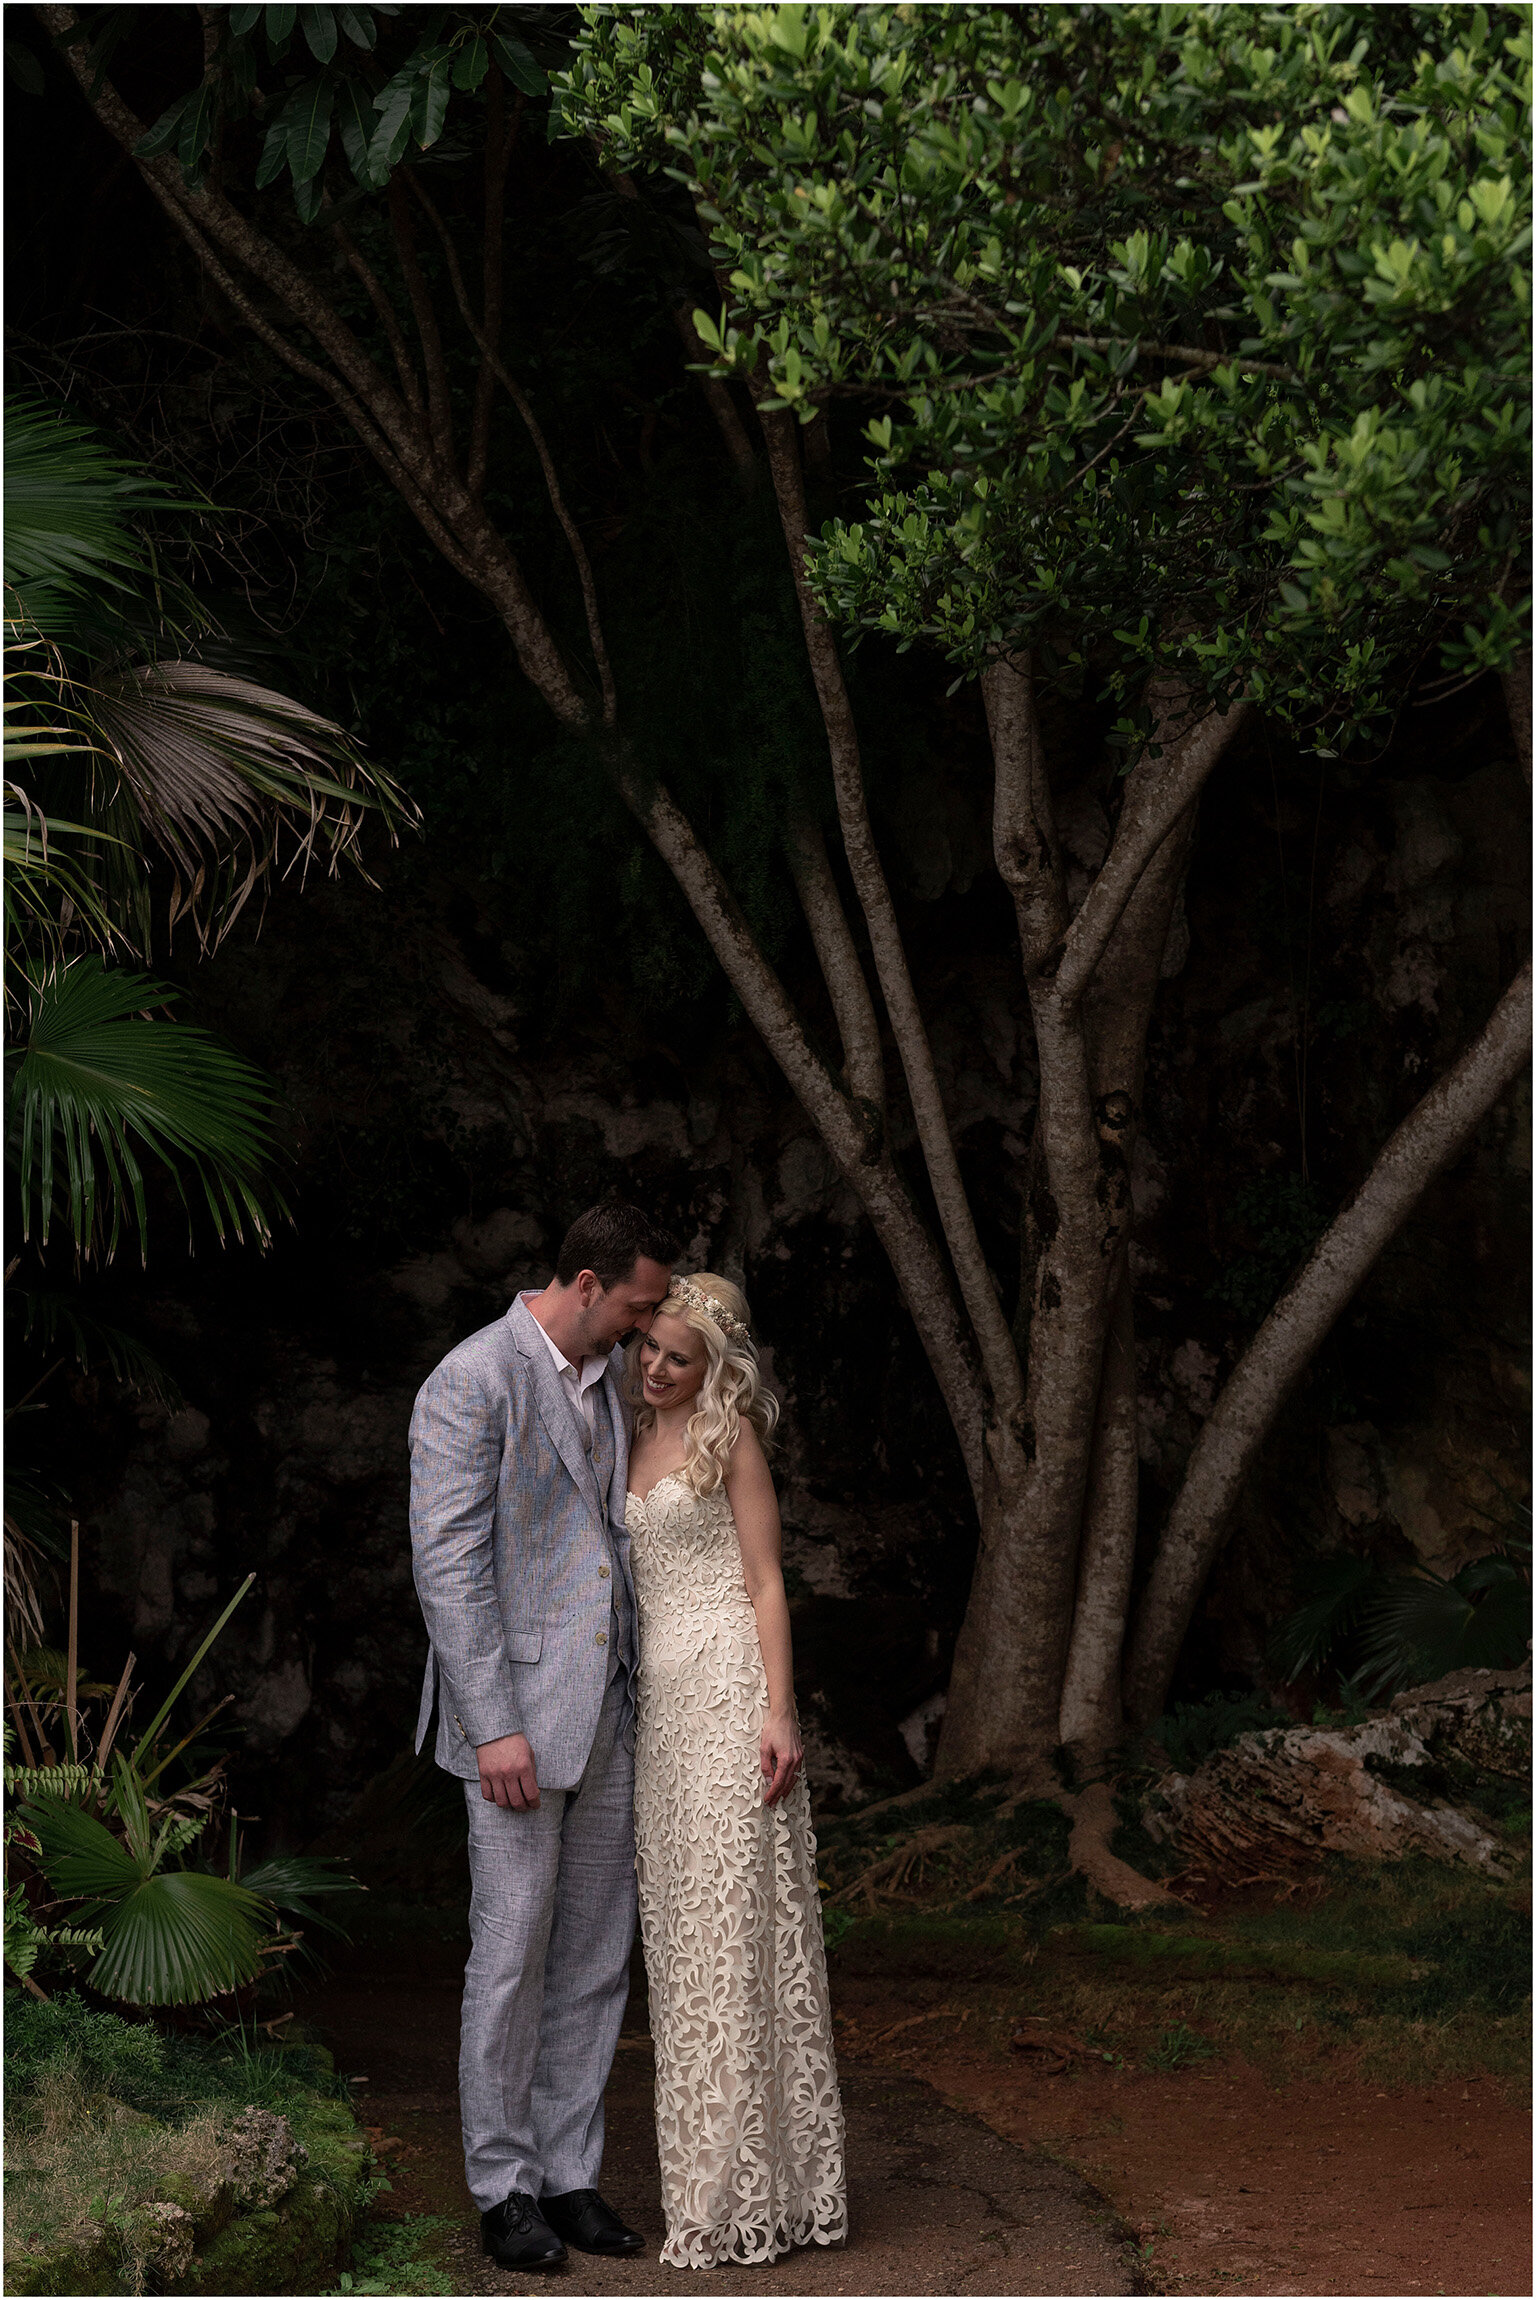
[623, 1273, 847, 2269]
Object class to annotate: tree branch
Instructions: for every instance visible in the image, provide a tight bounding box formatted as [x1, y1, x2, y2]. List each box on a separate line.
[673, 305, 758, 475]
[1057, 1263, 1139, 1761]
[389, 176, 456, 474]
[327, 212, 427, 428]
[1055, 693, 1247, 1013]
[785, 812, 886, 1130]
[468, 67, 517, 497]
[759, 405, 1024, 1424]
[1502, 650, 1531, 787]
[627, 759, 987, 1492]
[411, 177, 619, 728]
[1123, 957, 1535, 1728]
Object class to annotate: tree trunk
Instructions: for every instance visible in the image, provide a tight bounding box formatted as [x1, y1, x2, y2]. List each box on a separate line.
[939, 671, 1238, 1782]
[1056, 1264, 1139, 1764]
[1124, 958, 1534, 1728]
[1056, 796, 1199, 1761]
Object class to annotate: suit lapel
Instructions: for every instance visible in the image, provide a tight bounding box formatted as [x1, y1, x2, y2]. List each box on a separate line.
[595, 1359, 626, 1522]
[511, 1296, 600, 1511]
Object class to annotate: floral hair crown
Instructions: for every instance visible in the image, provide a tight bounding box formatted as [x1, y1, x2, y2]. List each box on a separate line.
[667, 1275, 750, 1345]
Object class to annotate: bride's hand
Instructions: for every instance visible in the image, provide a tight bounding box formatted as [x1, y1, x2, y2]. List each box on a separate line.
[760, 1712, 802, 1806]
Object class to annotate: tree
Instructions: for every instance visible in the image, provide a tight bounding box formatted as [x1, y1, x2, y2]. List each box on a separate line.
[37, 4, 1528, 1863]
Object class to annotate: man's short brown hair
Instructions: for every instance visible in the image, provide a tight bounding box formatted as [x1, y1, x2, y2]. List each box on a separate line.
[554, 1200, 680, 1289]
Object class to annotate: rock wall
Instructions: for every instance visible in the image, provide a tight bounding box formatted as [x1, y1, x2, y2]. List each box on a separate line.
[61, 692, 1529, 1838]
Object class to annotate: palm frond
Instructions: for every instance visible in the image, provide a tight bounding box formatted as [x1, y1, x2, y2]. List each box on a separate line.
[79, 656, 419, 951]
[5, 780, 129, 976]
[1358, 1555, 1532, 1699]
[7, 954, 285, 1261]
[2, 398, 187, 632]
[240, 1852, 362, 1939]
[1268, 1551, 1381, 1683]
[2, 1469, 65, 1647]
[7, 1283, 184, 1405]
[89, 1871, 269, 2004]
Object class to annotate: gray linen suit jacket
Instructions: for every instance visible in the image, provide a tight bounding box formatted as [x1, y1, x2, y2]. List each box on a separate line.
[408, 1292, 637, 1790]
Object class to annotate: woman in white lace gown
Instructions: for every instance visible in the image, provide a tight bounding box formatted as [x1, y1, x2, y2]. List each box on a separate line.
[623, 1274, 846, 2270]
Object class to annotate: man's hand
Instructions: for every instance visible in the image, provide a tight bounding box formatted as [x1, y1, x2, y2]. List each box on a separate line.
[477, 1732, 539, 1809]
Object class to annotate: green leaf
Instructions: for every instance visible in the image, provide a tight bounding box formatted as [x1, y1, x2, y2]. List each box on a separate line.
[255, 114, 291, 189]
[228, 5, 264, 34]
[487, 28, 546, 97]
[335, 76, 380, 181]
[297, 4, 337, 64]
[2, 401, 169, 595]
[6, 36, 45, 95]
[90, 1871, 269, 2005]
[293, 169, 325, 223]
[22, 1795, 140, 1899]
[336, 7, 378, 50]
[410, 48, 454, 149]
[368, 69, 416, 173]
[265, 4, 297, 45]
[133, 91, 192, 162]
[7, 955, 283, 1261]
[282, 75, 334, 184]
[451, 32, 488, 92]
[176, 75, 221, 182]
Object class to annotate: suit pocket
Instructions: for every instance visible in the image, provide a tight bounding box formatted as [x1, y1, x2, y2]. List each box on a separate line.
[504, 1630, 543, 1664]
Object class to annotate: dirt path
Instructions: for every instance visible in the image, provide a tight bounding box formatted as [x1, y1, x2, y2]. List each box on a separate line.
[856, 2030, 1531, 2297]
[296, 1943, 1139, 2296]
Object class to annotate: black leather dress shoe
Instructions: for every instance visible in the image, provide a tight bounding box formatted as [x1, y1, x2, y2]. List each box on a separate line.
[540, 2188, 645, 2257]
[481, 2192, 568, 2271]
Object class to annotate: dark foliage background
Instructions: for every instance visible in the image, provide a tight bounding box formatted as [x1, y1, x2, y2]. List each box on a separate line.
[6, 10, 1528, 1841]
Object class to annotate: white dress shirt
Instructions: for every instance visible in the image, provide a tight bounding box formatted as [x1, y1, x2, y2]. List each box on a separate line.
[528, 1301, 628, 1688]
[532, 1318, 608, 1452]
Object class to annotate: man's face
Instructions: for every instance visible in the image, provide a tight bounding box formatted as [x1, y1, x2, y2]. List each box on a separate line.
[574, 1257, 674, 1353]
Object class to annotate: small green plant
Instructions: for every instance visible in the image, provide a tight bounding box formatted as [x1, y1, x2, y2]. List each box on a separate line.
[6, 1569, 358, 2006]
[333, 2214, 456, 2295]
[821, 1904, 857, 1954]
[1143, 2022, 1217, 2072]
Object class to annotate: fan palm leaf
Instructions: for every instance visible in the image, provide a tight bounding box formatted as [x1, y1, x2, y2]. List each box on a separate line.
[1358, 1556, 1532, 1699]
[7, 1283, 183, 1405]
[20, 1792, 269, 2004]
[2, 397, 185, 639]
[8, 954, 284, 1261]
[79, 655, 416, 951]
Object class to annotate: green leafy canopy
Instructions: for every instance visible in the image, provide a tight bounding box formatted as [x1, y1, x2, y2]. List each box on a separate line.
[559, 3, 1531, 746]
[127, 5, 548, 219]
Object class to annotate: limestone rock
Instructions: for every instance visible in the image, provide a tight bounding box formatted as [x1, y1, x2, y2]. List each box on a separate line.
[125, 2200, 196, 2280]
[1143, 1664, 1529, 1885]
[218, 2107, 308, 2210]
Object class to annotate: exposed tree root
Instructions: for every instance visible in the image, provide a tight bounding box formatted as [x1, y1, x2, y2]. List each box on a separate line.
[828, 1823, 976, 1910]
[1064, 1781, 1179, 1911]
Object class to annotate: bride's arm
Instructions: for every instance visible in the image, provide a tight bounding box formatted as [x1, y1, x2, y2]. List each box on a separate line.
[727, 1423, 803, 1806]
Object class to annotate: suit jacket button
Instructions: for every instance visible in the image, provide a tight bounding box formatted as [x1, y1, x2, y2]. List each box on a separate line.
[595, 1631, 608, 1647]
[598, 1564, 611, 1579]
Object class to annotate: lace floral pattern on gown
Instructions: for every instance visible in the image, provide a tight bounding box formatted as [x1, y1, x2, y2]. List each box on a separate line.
[626, 1469, 847, 2270]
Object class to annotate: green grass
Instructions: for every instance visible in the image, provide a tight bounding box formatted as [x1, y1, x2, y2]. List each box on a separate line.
[816, 1782, 1531, 2093]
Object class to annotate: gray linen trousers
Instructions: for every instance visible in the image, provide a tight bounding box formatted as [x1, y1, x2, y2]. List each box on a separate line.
[409, 1292, 639, 2209]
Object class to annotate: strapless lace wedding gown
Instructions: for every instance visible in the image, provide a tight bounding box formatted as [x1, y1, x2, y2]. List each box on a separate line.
[625, 1469, 847, 2269]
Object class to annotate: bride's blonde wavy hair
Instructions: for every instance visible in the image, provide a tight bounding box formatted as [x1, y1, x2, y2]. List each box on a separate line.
[623, 1272, 779, 1495]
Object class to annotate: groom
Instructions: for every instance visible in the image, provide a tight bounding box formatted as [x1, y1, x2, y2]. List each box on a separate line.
[409, 1199, 678, 2270]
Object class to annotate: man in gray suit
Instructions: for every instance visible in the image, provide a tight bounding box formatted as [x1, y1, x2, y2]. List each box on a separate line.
[410, 1200, 678, 2270]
